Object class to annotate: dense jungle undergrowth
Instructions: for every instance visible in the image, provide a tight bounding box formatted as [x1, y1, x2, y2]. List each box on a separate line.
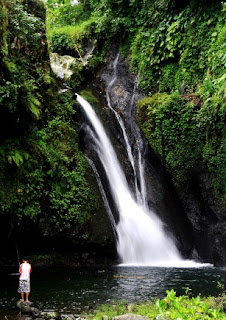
[0, 0, 112, 262]
[46, 0, 225, 209]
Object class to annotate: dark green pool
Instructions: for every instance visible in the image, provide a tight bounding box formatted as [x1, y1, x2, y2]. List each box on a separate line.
[1, 266, 226, 319]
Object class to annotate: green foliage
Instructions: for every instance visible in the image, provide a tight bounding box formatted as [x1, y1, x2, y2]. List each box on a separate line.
[158, 63, 181, 93]
[45, 0, 224, 95]
[28, 253, 64, 265]
[125, 1, 225, 206]
[79, 89, 99, 104]
[48, 19, 95, 53]
[0, 0, 47, 118]
[46, 0, 89, 28]
[0, 81, 18, 112]
[138, 76, 225, 206]
[47, 0, 223, 96]
[45, 0, 126, 69]
[197, 74, 226, 205]
[46, 0, 94, 53]
[7, 150, 29, 166]
[128, 1, 223, 93]
[154, 289, 226, 319]
[0, 90, 99, 237]
[138, 93, 204, 184]
[0, 1, 100, 241]
[87, 289, 226, 320]
[8, 0, 44, 53]
[206, 7, 226, 78]
[0, 0, 9, 59]
[38, 113, 98, 235]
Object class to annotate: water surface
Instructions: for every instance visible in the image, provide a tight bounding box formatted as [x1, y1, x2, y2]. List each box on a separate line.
[1, 266, 226, 318]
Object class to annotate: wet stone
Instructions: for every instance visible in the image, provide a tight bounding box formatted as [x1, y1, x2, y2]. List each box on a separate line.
[16, 301, 54, 319]
[16, 301, 35, 314]
[40, 311, 61, 319]
[30, 307, 40, 317]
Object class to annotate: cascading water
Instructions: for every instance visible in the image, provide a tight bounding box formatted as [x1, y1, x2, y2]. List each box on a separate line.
[77, 94, 204, 267]
[86, 156, 117, 237]
[50, 53, 76, 79]
[105, 54, 143, 206]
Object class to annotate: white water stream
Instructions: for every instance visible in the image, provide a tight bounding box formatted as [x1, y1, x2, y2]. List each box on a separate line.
[76, 94, 205, 267]
[50, 53, 76, 79]
[105, 53, 143, 206]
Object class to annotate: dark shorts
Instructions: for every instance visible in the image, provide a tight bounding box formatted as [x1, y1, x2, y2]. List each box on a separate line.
[18, 279, 30, 293]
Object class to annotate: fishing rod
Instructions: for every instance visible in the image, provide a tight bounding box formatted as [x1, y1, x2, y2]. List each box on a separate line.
[15, 241, 20, 268]
[9, 241, 20, 276]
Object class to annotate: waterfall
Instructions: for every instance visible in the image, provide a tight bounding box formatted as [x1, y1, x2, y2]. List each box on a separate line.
[105, 54, 143, 206]
[77, 94, 205, 267]
[86, 157, 117, 237]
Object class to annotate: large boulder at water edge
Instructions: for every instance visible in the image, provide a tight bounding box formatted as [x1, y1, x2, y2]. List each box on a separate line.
[17, 301, 35, 314]
[16, 301, 61, 319]
[112, 314, 149, 320]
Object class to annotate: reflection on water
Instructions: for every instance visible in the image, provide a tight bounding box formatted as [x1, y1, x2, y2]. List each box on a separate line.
[1, 266, 226, 317]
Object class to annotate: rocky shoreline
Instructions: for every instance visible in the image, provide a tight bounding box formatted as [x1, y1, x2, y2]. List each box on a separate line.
[16, 301, 85, 320]
[15, 302, 149, 320]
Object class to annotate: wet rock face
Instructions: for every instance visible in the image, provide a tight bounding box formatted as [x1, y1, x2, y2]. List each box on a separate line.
[101, 52, 195, 259]
[79, 50, 194, 259]
[177, 168, 226, 265]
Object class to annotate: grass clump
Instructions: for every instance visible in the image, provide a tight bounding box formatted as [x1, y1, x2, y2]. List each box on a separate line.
[79, 89, 99, 105]
[47, 18, 96, 54]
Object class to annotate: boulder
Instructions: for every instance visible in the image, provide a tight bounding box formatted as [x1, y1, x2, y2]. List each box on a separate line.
[30, 307, 41, 317]
[16, 301, 34, 314]
[40, 311, 61, 319]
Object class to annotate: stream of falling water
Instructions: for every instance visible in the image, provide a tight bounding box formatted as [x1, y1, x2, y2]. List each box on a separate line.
[76, 94, 206, 267]
[105, 53, 144, 207]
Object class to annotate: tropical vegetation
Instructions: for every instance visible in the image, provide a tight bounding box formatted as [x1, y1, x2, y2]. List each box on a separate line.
[45, 0, 226, 207]
[0, 0, 103, 247]
[87, 288, 226, 320]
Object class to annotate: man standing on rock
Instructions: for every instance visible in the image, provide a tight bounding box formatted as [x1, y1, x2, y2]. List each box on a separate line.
[18, 257, 32, 303]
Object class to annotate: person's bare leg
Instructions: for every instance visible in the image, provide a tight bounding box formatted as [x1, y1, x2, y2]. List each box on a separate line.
[25, 292, 30, 302]
[21, 292, 24, 302]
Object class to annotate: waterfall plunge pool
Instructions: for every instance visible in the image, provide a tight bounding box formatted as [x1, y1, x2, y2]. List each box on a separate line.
[1, 266, 226, 318]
